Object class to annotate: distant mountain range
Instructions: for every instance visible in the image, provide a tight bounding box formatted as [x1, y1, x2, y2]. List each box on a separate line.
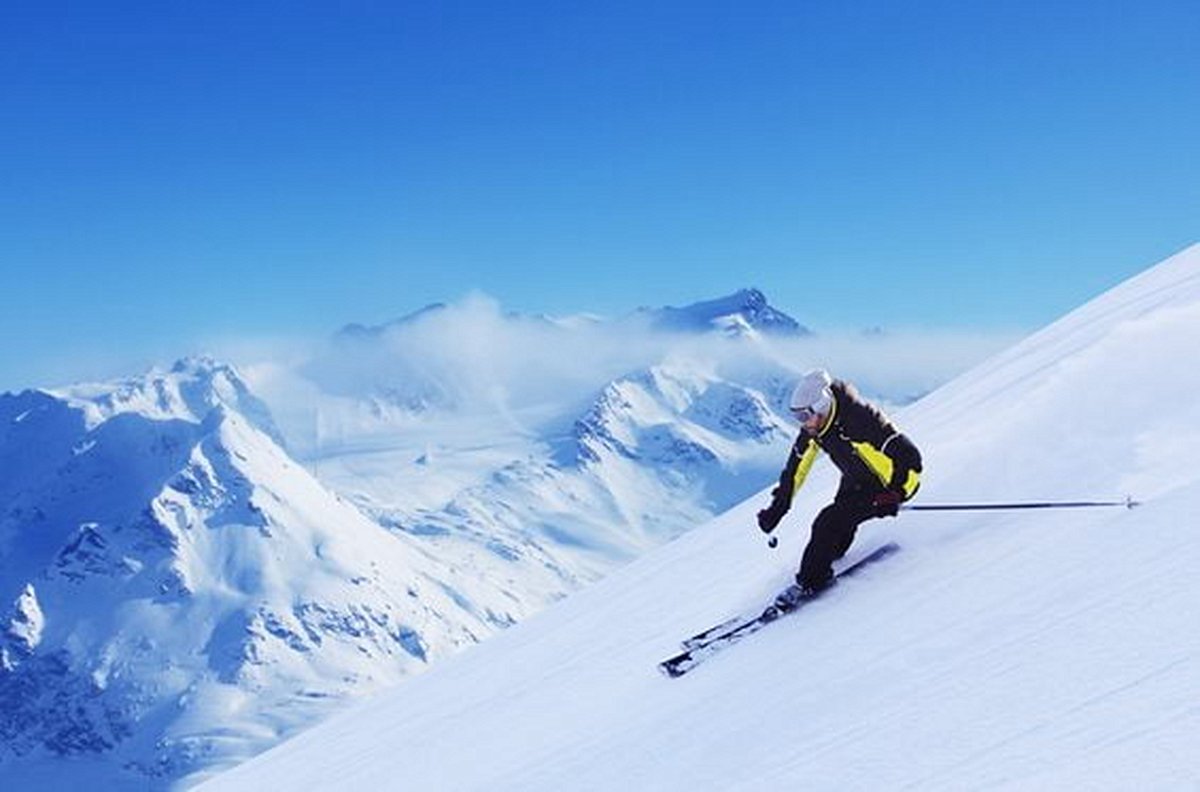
[196, 244, 1200, 792]
[635, 288, 810, 336]
[334, 287, 809, 343]
[1, 289, 823, 788]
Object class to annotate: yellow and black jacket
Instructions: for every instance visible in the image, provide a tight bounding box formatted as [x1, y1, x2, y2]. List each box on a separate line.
[766, 380, 922, 519]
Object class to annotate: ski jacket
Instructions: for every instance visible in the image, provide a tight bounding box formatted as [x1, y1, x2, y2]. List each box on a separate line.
[767, 380, 922, 517]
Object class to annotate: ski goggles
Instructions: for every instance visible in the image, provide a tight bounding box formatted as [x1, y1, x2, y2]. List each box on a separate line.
[790, 405, 820, 421]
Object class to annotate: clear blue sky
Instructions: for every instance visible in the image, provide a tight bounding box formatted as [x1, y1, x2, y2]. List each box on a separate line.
[2, 1, 1197, 390]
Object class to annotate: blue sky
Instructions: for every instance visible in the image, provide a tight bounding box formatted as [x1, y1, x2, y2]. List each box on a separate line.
[2, 0, 1197, 390]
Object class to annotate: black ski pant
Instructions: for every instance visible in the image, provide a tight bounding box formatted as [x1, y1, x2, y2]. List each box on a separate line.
[798, 480, 884, 590]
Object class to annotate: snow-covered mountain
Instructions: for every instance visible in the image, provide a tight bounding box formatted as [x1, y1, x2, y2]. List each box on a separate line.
[271, 290, 819, 591]
[0, 286, 1007, 789]
[635, 287, 810, 337]
[305, 288, 806, 416]
[334, 302, 450, 343]
[0, 294, 816, 789]
[0, 359, 553, 788]
[333, 287, 807, 348]
[200, 244, 1200, 791]
[281, 289, 823, 554]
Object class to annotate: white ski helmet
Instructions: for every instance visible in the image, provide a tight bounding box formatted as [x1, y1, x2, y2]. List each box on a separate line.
[789, 369, 833, 416]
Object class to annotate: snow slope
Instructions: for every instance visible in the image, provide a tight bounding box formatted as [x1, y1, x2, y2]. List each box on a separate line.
[0, 359, 545, 789]
[1, 290, 938, 789]
[200, 244, 1200, 791]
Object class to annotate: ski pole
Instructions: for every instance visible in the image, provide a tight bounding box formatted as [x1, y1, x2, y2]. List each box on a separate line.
[902, 496, 1140, 512]
[766, 496, 1138, 548]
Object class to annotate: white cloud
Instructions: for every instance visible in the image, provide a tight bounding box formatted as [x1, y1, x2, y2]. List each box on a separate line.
[764, 328, 1024, 406]
[213, 293, 1020, 455]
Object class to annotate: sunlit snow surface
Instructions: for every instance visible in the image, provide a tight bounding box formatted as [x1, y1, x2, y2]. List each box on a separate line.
[0, 292, 844, 788]
[202, 245, 1200, 791]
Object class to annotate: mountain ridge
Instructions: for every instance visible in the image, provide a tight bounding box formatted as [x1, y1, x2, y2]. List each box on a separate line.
[1, 328, 808, 788]
[199, 244, 1200, 792]
[0, 280, 1043, 788]
[333, 287, 807, 345]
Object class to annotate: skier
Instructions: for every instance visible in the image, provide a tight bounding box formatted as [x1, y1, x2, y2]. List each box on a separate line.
[757, 369, 922, 608]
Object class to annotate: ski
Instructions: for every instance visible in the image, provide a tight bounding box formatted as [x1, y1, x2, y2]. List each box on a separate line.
[659, 542, 900, 679]
[680, 614, 750, 651]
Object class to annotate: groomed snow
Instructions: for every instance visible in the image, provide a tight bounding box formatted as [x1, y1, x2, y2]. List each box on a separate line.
[200, 245, 1200, 791]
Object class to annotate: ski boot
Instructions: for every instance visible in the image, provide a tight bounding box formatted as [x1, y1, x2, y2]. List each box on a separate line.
[772, 584, 809, 613]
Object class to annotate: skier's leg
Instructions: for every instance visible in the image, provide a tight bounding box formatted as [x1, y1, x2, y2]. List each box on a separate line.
[799, 494, 878, 590]
[827, 519, 858, 562]
[798, 501, 855, 590]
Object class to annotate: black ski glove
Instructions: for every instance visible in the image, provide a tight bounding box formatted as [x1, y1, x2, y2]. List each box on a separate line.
[872, 489, 903, 518]
[757, 502, 786, 533]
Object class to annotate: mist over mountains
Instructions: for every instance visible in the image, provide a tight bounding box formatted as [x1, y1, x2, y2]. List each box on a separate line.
[201, 244, 1200, 792]
[0, 288, 1013, 789]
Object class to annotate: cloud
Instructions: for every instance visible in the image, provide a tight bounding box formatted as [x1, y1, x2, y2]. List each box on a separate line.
[763, 327, 1024, 406]
[215, 293, 1020, 454]
[302, 292, 678, 411]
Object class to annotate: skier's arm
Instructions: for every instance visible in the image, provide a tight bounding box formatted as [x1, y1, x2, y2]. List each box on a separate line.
[882, 432, 922, 496]
[757, 435, 818, 533]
